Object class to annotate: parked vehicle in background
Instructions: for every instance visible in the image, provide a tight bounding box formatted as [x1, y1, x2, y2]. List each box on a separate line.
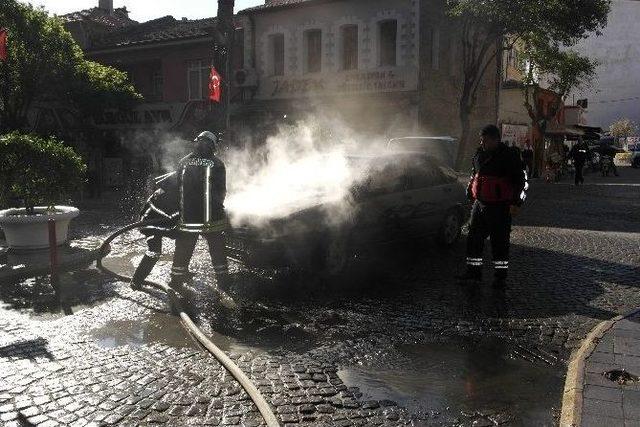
[387, 137, 458, 169]
[632, 152, 640, 168]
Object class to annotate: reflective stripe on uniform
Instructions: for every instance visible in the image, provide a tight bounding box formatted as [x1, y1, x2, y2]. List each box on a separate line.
[466, 257, 483, 266]
[205, 166, 212, 223]
[493, 260, 509, 269]
[521, 170, 529, 202]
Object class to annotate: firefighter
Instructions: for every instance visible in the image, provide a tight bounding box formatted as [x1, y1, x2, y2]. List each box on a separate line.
[169, 131, 230, 296]
[458, 125, 528, 288]
[130, 171, 180, 290]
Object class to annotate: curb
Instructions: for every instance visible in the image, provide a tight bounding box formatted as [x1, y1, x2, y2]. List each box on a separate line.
[560, 308, 640, 427]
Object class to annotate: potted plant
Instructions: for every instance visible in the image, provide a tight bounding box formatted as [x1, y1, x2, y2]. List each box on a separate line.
[0, 132, 86, 250]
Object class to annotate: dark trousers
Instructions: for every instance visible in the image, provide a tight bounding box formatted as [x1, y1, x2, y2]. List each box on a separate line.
[132, 235, 163, 285]
[171, 231, 229, 290]
[575, 161, 585, 185]
[466, 202, 512, 279]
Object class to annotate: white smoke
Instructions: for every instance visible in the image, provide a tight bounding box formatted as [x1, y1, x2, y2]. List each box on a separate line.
[223, 117, 387, 227]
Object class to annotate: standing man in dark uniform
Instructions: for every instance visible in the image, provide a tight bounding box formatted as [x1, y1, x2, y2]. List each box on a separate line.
[458, 125, 528, 288]
[522, 142, 534, 177]
[570, 137, 589, 185]
[130, 171, 180, 290]
[169, 131, 230, 296]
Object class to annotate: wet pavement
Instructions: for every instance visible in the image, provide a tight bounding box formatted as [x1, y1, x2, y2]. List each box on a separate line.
[1, 168, 639, 426]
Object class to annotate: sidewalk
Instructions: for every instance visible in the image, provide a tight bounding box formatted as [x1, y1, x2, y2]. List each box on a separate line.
[562, 310, 640, 427]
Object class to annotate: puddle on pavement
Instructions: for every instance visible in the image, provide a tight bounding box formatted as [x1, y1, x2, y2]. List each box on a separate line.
[339, 337, 563, 425]
[89, 315, 196, 349]
[0, 270, 107, 316]
[88, 311, 262, 356]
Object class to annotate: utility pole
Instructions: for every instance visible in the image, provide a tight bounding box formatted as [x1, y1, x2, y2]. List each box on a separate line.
[214, 0, 235, 141]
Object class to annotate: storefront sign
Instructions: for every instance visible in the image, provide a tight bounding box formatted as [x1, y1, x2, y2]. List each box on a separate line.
[92, 103, 187, 130]
[502, 124, 530, 148]
[261, 67, 418, 100]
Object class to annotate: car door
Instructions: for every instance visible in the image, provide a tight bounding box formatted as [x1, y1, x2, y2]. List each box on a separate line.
[397, 157, 450, 233]
[352, 159, 411, 243]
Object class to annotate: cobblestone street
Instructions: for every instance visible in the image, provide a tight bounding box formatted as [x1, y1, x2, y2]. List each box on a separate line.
[1, 168, 639, 426]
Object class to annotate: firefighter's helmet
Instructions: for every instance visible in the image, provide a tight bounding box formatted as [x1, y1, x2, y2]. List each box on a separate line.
[194, 131, 218, 145]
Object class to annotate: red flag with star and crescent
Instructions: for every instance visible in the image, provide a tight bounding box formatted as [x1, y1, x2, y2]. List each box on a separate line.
[0, 29, 8, 61]
[208, 66, 221, 103]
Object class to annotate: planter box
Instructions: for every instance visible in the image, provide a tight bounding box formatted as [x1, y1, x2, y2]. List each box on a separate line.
[0, 206, 80, 250]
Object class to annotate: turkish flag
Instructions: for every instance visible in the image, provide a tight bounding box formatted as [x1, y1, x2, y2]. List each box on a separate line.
[0, 29, 7, 61]
[208, 66, 221, 103]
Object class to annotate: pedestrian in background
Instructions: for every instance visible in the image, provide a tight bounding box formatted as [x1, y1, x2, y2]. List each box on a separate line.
[458, 125, 528, 288]
[570, 137, 589, 185]
[522, 142, 534, 178]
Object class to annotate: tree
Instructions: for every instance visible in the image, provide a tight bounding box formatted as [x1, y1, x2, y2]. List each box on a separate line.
[520, 42, 598, 173]
[446, 0, 610, 168]
[609, 118, 638, 140]
[0, 0, 140, 132]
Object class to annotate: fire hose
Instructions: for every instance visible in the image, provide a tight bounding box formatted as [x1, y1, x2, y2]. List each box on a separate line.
[96, 221, 280, 427]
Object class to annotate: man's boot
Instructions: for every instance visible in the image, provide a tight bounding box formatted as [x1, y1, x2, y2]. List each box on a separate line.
[168, 267, 190, 294]
[214, 263, 237, 310]
[130, 255, 158, 290]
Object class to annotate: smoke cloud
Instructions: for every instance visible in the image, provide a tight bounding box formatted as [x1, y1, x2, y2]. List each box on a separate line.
[223, 116, 388, 228]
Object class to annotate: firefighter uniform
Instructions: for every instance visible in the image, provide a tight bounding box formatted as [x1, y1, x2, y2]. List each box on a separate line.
[464, 142, 528, 284]
[131, 172, 180, 289]
[170, 140, 230, 292]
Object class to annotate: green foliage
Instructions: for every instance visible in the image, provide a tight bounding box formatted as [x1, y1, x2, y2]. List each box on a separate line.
[0, 132, 87, 212]
[520, 41, 598, 104]
[447, 0, 610, 46]
[0, 0, 140, 132]
[447, 0, 611, 167]
[610, 118, 638, 138]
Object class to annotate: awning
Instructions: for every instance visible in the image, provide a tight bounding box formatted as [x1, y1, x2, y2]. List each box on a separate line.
[545, 124, 585, 136]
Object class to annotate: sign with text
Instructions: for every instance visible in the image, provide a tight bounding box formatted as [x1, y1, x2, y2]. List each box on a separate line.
[92, 103, 187, 130]
[502, 124, 530, 148]
[258, 67, 418, 100]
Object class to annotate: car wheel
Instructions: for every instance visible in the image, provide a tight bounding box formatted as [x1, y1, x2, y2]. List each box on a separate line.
[438, 210, 462, 247]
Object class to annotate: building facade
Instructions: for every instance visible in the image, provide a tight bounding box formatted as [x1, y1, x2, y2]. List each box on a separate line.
[235, 0, 422, 138]
[234, 0, 498, 158]
[567, 0, 640, 129]
[55, 0, 500, 191]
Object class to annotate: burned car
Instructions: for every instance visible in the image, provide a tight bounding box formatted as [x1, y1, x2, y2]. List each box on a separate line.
[227, 152, 468, 276]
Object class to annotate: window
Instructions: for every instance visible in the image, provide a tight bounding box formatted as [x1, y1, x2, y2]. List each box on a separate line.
[431, 27, 440, 70]
[341, 25, 358, 71]
[234, 28, 245, 70]
[379, 20, 397, 67]
[269, 33, 285, 76]
[304, 29, 322, 73]
[187, 60, 210, 100]
[151, 70, 163, 100]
